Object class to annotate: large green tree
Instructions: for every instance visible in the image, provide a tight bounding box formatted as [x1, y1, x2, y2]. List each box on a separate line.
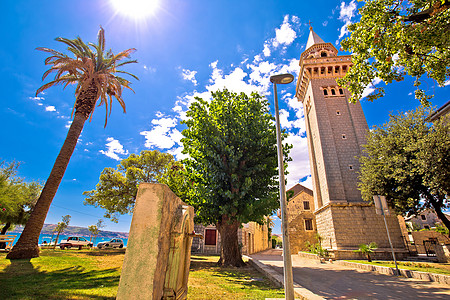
[180, 89, 291, 267]
[0, 161, 42, 236]
[84, 150, 174, 222]
[8, 27, 138, 259]
[337, 0, 450, 104]
[359, 106, 450, 233]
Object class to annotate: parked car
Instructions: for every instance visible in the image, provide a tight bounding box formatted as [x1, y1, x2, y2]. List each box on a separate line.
[59, 236, 93, 250]
[97, 239, 124, 249]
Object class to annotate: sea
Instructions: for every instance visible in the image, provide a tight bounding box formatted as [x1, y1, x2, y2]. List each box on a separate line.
[8, 233, 128, 247]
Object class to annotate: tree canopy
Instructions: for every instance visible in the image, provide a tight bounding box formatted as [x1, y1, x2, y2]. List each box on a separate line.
[179, 89, 291, 266]
[337, 0, 450, 104]
[84, 150, 174, 222]
[359, 106, 450, 232]
[0, 161, 42, 235]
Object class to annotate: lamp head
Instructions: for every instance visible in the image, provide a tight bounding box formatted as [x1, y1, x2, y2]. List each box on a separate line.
[270, 73, 294, 84]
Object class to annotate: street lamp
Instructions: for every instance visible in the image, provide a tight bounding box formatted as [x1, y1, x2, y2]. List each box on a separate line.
[270, 73, 295, 300]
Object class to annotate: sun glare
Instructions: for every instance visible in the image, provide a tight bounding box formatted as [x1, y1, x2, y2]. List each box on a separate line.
[111, 0, 160, 19]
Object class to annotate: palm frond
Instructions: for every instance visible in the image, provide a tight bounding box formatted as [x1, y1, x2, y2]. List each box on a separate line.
[37, 27, 138, 127]
[115, 70, 139, 81]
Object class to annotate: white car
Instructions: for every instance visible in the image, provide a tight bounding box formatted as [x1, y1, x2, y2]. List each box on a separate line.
[59, 236, 93, 250]
[97, 239, 124, 249]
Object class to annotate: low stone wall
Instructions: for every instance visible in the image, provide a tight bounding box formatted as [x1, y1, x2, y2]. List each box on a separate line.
[330, 248, 409, 260]
[336, 261, 450, 285]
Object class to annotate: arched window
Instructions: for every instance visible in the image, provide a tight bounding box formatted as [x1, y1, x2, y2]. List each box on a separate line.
[331, 89, 336, 95]
[339, 88, 344, 94]
[323, 89, 328, 96]
[321, 52, 327, 57]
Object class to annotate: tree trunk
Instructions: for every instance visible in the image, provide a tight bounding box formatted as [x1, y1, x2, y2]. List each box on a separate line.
[7, 112, 88, 259]
[367, 254, 372, 262]
[54, 232, 61, 249]
[0, 223, 11, 249]
[216, 215, 245, 267]
[1, 222, 11, 235]
[429, 198, 450, 237]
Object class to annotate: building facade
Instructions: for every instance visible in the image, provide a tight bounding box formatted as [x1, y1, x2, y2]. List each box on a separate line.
[285, 184, 317, 253]
[191, 221, 270, 255]
[295, 28, 405, 257]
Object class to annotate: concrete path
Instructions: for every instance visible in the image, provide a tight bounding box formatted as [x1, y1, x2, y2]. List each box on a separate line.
[249, 249, 450, 299]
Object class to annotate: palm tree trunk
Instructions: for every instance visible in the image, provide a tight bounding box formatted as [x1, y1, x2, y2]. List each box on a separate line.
[7, 112, 88, 259]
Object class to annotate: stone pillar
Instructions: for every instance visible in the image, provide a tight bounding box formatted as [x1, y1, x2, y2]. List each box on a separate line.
[117, 183, 195, 300]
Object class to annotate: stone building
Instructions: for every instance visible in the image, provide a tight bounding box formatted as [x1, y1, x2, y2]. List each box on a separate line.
[294, 27, 406, 258]
[191, 221, 270, 255]
[285, 184, 317, 253]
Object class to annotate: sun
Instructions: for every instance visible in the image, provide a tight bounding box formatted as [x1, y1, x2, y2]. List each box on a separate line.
[110, 0, 160, 19]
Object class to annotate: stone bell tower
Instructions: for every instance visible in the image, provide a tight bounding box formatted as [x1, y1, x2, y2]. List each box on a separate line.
[295, 28, 405, 257]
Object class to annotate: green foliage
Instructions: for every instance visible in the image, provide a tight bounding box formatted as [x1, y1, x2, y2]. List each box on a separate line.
[354, 242, 378, 262]
[55, 215, 71, 234]
[305, 234, 329, 257]
[36, 27, 138, 127]
[359, 106, 450, 232]
[84, 150, 174, 222]
[434, 224, 450, 236]
[180, 89, 291, 226]
[337, 0, 450, 104]
[0, 161, 42, 233]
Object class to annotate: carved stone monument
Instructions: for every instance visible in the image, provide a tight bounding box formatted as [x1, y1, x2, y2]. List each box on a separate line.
[117, 183, 195, 300]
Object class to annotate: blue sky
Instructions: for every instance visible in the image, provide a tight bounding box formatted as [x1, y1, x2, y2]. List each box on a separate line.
[1, 0, 449, 234]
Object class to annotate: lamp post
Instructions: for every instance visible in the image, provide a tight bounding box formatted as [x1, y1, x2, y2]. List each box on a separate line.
[270, 73, 295, 300]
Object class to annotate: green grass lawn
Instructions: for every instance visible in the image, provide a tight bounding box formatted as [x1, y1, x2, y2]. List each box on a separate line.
[347, 260, 450, 275]
[0, 249, 283, 299]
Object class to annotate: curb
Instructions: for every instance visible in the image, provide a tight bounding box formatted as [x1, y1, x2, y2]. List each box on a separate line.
[335, 260, 450, 285]
[245, 255, 324, 300]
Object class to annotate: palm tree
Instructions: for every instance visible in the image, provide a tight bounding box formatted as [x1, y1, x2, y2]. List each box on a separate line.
[7, 27, 138, 259]
[354, 242, 378, 262]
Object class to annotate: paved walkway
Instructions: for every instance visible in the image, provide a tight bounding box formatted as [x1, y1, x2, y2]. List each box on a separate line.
[248, 249, 450, 299]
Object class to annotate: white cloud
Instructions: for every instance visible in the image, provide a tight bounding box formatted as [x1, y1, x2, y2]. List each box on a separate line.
[143, 65, 156, 72]
[181, 69, 198, 85]
[140, 117, 181, 149]
[444, 79, 450, 86]
[285, 133, 310, 188]
[263, 43, 271, 57]
[45, 106, 56, 112]
[337, 0, 357, 39]
[99, 137, 129, 161]
[361, 77, 382, 99]
[323, 20, 329, 27]
[65, 120, 72, 129]
[273, 15, 297, 47]
[300, 175, 313, 190]
[29, 96, 44, 101]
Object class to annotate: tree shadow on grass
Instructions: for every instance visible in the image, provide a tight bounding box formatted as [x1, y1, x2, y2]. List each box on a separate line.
[0, 259, 119, 299]
[190, 258, 281, 291]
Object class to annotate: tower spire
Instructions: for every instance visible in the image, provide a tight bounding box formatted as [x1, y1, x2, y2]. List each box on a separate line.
[305, 27, 325, 50]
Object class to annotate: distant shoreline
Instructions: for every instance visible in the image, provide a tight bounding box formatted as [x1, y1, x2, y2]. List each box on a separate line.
[9, 224, 129, 239]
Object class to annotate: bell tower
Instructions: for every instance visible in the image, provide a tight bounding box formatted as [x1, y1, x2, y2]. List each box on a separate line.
[295, 28, 405, 256]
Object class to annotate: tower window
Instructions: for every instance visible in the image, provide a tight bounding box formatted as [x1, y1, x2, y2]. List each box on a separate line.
[331, 89, 336, 95]
[323, 89, 328, 96]
[343, 66, 347, 72]
[303, 201, 310, 210]
[321, 52, 327, 57]
[349, 165, 353, 170]
[335, 66, 340, 73]
[339, 88, 344, 94]
[342, 134, 346, 139]
[421, 215, 426, 220]
[328, 67, 332, 74]
[320, 67, 325, 74]
[305, 219, 314, 230]
[336, 111, 341, 115]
